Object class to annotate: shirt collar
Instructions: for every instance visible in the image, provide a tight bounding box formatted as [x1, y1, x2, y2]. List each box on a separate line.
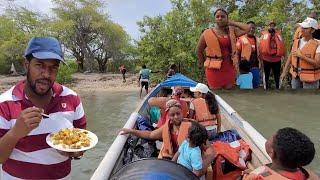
[12, 80, 63, 100]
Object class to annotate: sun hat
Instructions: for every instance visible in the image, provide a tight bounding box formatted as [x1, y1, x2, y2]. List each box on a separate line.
[190, 83, 209, 94]
[298, 17, 318, 30]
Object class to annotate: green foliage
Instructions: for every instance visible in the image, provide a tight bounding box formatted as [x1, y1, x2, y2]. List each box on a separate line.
[56, 60, 78, 84]
[0, 7, 51, 74]
[0, 0, 132, 75]
[50, 0, 131, 73]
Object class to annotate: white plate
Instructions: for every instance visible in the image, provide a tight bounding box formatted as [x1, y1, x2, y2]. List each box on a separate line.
[46, 128, 98, 152]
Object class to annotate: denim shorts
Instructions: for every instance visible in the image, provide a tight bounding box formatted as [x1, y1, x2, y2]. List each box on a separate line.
[291, 77, 319, 89]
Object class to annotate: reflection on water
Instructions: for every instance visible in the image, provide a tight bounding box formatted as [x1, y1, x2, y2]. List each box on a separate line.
[218, 89, 320, 174]
[71, 90, 139, 180]
[71, 89, 319, 179]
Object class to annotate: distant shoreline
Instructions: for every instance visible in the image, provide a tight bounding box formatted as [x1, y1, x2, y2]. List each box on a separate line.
[0, 73, 140, 94]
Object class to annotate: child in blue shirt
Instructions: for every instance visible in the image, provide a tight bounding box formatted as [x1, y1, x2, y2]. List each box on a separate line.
[172, 121, 208, 177]
[237, 60, 253, 89]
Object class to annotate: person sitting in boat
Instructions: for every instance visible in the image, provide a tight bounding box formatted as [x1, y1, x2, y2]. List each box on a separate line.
[236, 60, 253, 89]
[120, 99, 192, 159]
[243, 127, 318, 180]
[188, 83, 221, 140]
[148, 86, 189, 128]
[172, 121, 214, 178]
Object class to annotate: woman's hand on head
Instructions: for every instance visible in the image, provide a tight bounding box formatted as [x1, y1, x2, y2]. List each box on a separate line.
[228, 20, 234, 26]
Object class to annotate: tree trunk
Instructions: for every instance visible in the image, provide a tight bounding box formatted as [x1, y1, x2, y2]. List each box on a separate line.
[76, 56, 84, 72]
[97, 59, 107, 73]
[98, 63, 106, 73]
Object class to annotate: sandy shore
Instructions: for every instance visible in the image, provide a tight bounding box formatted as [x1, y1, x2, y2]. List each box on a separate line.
[0, 73, 140, 94]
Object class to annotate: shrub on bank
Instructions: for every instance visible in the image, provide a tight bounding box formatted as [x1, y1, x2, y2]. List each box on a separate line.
[56, 60, 77, 84]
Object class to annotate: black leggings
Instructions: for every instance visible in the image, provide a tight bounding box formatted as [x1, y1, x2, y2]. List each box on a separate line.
[263, 60, 281, 89]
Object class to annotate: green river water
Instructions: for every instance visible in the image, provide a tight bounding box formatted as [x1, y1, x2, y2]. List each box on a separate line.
[71, 90, 319, 179]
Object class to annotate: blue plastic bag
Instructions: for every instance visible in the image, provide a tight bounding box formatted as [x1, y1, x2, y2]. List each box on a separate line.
[137, 115, 154, 131]
[211, 129, 240, 143]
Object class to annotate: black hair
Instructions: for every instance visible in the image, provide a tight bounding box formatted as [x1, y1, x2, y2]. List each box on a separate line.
[188, 121, 208, 147]
[247, 21, 256, 25]
[142, 64, 146, 69]
[25, 54, 34, 61]
[273, 127, 315, 169]
[239, 60, 250, 73]
[214, 8, 228, 17]
[170, 64, 177, 70]
[205, 91, 219, 114]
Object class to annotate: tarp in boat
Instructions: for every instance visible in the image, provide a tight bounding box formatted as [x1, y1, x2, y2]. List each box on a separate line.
[158, 73, 197, 88]
[110, 158, 198, 180]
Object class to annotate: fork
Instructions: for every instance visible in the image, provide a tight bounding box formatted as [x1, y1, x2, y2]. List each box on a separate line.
[41, 113, 50, 118]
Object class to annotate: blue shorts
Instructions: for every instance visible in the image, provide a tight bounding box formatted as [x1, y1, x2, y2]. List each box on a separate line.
[250, 67, 260, 88]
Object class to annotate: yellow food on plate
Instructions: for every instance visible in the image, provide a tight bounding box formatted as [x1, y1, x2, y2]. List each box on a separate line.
[51, 128, 91, 149]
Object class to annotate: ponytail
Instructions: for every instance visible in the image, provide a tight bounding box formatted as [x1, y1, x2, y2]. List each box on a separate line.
[205, 92, 219, 114]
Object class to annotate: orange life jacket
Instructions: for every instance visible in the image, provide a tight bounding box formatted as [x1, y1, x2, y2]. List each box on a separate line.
[294, 27, 303, 40]
[239, 35, 254, 61]
[158, 121, 191, 159]
[247, 165, 308, 180]
[203, 27, 238, 69]
[211, 139, 251, 180]
[289, 38, 320, 82]
[259, 31, 285, 57]
[238, 35, 259, 62]
[191, 98, 217, 127]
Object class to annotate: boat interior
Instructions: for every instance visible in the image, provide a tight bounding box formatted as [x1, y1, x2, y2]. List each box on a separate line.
[108, 86, 272, 179]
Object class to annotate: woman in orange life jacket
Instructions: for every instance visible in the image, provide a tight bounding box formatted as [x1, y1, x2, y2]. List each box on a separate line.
[148, 86, 189, 128]
[188, 83, 221, 141]
[280, 17, 320, 89]
[259, 21, 286, 89]
[243, 127, 318, 180]
[120, 99, 194, 159]
[196, 8, 250, 90]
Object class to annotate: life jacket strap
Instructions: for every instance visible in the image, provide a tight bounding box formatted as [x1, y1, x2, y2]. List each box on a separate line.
[206, 55, 223, 60]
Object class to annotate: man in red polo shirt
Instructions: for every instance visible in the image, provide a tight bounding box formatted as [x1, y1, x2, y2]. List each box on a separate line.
[0, 37, 86, 179]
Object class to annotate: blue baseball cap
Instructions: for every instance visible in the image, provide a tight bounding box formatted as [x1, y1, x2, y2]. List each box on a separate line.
[24, 37, 65, 62]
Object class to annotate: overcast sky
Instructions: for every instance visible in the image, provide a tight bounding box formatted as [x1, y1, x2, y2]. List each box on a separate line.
[0, 0, 172, 40]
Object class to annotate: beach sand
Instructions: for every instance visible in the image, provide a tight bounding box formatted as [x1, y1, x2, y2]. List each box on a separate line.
[0, 73, 140, 94]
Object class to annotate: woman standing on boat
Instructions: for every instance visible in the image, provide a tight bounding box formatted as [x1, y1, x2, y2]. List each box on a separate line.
[196, 8, 250, 90]
[120, 100, 193, 159]
[189, 83, 221, 140]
